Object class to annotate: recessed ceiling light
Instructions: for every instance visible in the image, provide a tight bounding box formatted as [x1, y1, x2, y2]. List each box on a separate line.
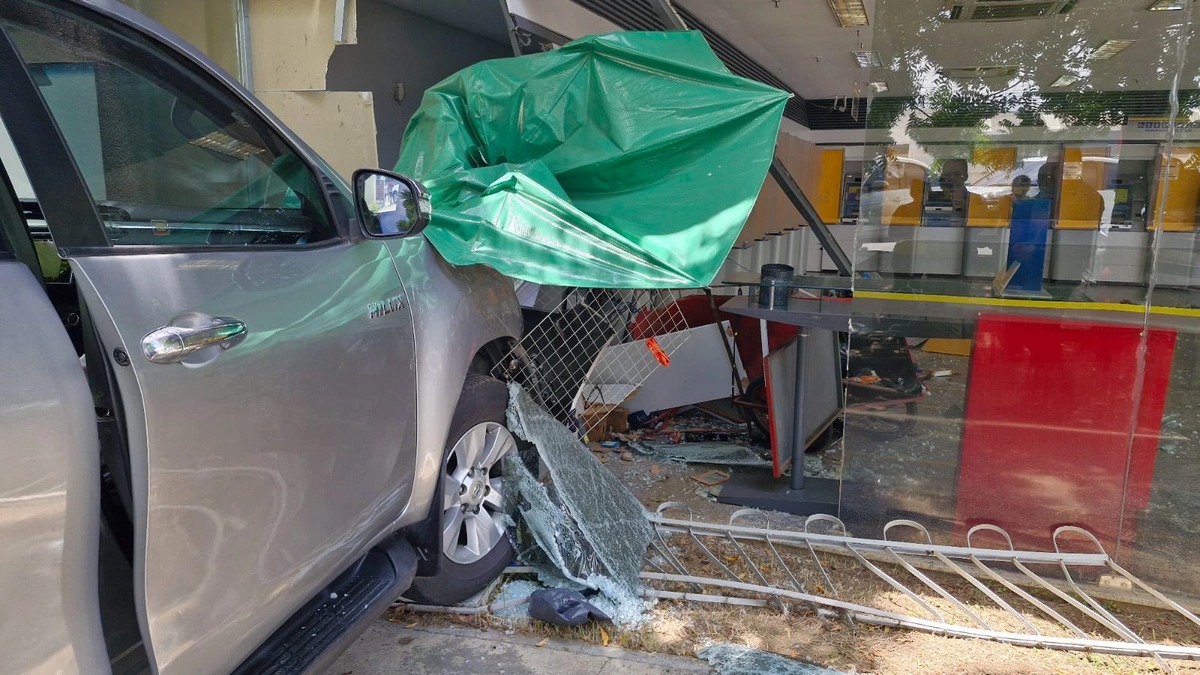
[853, 50, 882, 68]
[1050, 74, 1080, 87]
[868, 81, 889, 92]
[1147, 0, 1187, 10]
[1089, 39, 1136, 60]
[827, 0, 869, 26]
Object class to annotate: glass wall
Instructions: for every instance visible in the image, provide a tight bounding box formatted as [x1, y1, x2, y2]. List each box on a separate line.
[832, 0, 1200, 596]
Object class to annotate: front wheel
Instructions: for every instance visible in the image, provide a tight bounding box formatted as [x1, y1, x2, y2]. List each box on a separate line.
[406, 375, 516, 605]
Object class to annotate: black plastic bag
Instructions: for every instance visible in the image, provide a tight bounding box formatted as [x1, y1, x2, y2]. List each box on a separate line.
[528, 589, 612, 627]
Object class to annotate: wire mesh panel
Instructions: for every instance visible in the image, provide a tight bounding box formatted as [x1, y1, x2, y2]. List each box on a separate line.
[492, 288, 694, 436]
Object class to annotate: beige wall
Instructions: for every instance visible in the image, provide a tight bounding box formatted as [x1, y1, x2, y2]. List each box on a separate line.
[247, 0, 376, 179]
[249, 0, 337, 92]
[738, 132, 824, 245]
[256, 90, 377, 179]
[122, 0, 377, 179]
[124, 0, 241, 79]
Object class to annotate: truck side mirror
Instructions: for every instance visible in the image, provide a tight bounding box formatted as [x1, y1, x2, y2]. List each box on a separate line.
[352, 169, 431, 238]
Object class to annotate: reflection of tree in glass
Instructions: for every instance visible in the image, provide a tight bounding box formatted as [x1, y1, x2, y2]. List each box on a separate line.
[866, 0, 1197, 158]
[402, 191, 418, 226]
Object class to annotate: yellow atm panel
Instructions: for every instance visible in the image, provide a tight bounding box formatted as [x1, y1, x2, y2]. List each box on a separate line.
[1150, 147, 1200, 232]
[882, 152, 926, 226]
[816, 148, 844, 224]
[968, 146, 1015, 227]
[1056, 147, 1108, 230]
[887, 179, 924, 226]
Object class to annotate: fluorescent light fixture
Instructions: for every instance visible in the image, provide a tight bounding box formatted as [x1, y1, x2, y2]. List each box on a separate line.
[827, 0, 869, 26]
[868, 81, 889, 92]
[1089, 39, 1136, 60]
[853, 50, 882, 68]
[189, 131, 267, 160]
[1147, 0, 1187, 10]
[1050, 74, 1079, 87]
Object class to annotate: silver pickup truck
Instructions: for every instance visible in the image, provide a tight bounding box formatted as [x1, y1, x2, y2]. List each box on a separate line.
[0, 1, 523, 672]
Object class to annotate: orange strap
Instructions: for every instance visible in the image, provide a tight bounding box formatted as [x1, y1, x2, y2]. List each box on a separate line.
[646, 337, 671, 367]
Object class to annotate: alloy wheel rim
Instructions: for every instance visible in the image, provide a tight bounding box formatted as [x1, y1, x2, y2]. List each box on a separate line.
[441, 421, 515, 565]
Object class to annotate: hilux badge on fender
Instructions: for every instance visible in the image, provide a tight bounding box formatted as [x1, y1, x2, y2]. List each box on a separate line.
[368, 295, 407, 319]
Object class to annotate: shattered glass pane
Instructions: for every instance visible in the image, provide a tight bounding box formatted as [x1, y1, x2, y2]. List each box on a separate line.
[500, 451, 599, 588]
[505, 383, 653, 617]
[696, 644, 847, 675]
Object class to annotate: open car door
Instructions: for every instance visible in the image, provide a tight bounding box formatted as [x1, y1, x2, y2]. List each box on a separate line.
[0, 126, 108, 674]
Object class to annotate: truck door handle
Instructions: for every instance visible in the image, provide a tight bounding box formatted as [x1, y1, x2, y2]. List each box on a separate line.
[142, 316, 247, 364]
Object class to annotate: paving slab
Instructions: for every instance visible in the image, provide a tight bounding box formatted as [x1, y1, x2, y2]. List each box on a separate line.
[330, 622, 711, 675]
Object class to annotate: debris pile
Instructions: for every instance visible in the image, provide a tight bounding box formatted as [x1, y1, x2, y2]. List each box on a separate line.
[397, 386, 1200, 668]
[614, 406, 774, 469]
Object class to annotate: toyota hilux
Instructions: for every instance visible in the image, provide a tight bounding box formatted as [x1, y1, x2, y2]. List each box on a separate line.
[0, 1, 523, 672]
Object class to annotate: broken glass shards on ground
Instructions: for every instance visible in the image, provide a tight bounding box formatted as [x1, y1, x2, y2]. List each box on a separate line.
[697, 644, 847, 675]
[644, 441, 772, 468]
[504, 383, 653, 624]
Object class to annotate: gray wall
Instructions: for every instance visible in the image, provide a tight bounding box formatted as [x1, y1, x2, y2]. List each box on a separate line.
[326, 0, 510, 170]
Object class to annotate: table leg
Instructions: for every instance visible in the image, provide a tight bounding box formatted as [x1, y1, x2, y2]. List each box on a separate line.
[790, 329, 808, 491]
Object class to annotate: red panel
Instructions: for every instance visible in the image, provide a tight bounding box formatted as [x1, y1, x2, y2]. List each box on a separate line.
[763, 338, 783, 478]
[629, 294, 720, 340]
[955, 314, 1176, 553]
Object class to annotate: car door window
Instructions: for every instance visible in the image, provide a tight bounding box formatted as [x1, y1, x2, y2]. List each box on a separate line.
[0, 2, 336, 248]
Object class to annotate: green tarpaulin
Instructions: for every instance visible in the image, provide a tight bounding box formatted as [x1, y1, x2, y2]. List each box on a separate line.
[394, 31, 788, 288]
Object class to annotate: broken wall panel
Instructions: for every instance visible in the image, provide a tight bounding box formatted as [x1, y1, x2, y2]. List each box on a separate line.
[249, 0, 344, 92]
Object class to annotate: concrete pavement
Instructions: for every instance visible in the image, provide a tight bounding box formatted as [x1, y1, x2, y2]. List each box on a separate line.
[330, 622, 712, 675]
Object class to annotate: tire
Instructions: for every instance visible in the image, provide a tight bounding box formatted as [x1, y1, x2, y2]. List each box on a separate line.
[406, 375, 516, 605]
